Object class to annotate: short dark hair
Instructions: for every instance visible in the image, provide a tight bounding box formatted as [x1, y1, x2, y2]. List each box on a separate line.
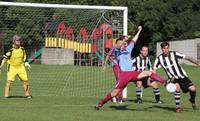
[160, 41, 169, 48]
[115, 36, 125, 43]
[140, 45, 149, 50]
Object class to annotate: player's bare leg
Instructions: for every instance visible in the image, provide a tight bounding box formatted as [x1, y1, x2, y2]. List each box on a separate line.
[188, 85, 197, 110]
[95, 89, 121, 110]
[23, 80, 32, 98]
[4, 80, 12, 98]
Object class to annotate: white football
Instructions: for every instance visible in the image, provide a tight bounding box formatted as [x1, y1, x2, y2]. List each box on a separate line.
[166, 83, 176, 93]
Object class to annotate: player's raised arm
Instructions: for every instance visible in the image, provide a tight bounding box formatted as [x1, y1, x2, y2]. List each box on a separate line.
[122, 35, 129, 43]
[131, 26, 142, 43]
[123, 27, 142, 53]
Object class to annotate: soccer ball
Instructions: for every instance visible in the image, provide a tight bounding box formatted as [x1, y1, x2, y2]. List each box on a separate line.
[166, 83, 176, 93]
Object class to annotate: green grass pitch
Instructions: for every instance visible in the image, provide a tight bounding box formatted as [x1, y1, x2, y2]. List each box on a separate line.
[0, 64, 200, 121]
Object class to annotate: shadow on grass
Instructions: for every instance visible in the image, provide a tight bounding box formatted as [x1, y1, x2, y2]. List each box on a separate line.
[109, 104, 198, 112]
[125, 99, 155, 104]
[109, 104, 155, 112]
[152, 105, 196, 112]
[5, 96, 27, 99]
[153, 105, 175, 112]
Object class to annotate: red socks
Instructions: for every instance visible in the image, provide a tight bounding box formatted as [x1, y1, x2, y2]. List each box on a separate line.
[99, 93, 113, 106]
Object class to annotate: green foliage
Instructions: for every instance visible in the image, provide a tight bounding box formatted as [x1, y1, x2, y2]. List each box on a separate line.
[0, 0, 200, 56]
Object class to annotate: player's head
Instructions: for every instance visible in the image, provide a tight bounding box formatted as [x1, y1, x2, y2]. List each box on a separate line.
[115, 35, 131, 50]
[115, 36, 125, 49]
[140, 45, 149, 57]
[12, 35, 22, 48]
[160, 41, 170, 55]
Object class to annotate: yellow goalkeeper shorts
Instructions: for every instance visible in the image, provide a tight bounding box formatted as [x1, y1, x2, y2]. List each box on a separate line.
[7, 64, 28, 81]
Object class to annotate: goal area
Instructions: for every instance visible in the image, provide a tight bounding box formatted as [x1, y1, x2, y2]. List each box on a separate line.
[0, 2, 128, 97]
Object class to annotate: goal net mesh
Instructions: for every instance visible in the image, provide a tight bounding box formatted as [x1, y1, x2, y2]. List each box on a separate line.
[0, 3, 125, 97]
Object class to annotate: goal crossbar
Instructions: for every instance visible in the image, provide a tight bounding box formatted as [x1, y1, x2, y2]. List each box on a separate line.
[0, 1, 127, 11]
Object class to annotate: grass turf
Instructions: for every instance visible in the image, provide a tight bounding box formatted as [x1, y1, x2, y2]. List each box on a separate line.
[0, 64, 200, 121]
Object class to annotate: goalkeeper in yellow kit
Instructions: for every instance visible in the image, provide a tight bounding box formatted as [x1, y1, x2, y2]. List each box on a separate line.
[0, 35, 32, 98]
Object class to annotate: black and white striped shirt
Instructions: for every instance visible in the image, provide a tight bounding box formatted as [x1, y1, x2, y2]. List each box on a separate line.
[154, 51, 188, 79]
[133, 55, 152, 71]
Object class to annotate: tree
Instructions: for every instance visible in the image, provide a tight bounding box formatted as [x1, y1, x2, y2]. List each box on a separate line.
[0, 0, 199, 57]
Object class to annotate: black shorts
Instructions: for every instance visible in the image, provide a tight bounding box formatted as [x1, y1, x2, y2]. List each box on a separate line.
[173, 77, 193, 93]
[140, 77, 149, 88]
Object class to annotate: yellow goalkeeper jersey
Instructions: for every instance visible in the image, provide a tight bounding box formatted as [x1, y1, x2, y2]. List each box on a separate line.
[5, 47, 27, 66]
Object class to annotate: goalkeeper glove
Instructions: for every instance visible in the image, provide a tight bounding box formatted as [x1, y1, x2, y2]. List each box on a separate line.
[25, 62, 31, 70]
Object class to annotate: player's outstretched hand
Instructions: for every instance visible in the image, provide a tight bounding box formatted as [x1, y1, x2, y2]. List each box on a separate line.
[25, 62, 31, 70]
[138, 26, 142, 31]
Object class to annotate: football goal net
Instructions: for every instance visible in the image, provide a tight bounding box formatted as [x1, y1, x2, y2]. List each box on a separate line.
[0, 1, 128, 97]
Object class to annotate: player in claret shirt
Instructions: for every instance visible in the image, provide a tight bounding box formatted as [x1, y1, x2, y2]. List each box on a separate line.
[95, 26, 166, 110]
[102, 36, 129, 103]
